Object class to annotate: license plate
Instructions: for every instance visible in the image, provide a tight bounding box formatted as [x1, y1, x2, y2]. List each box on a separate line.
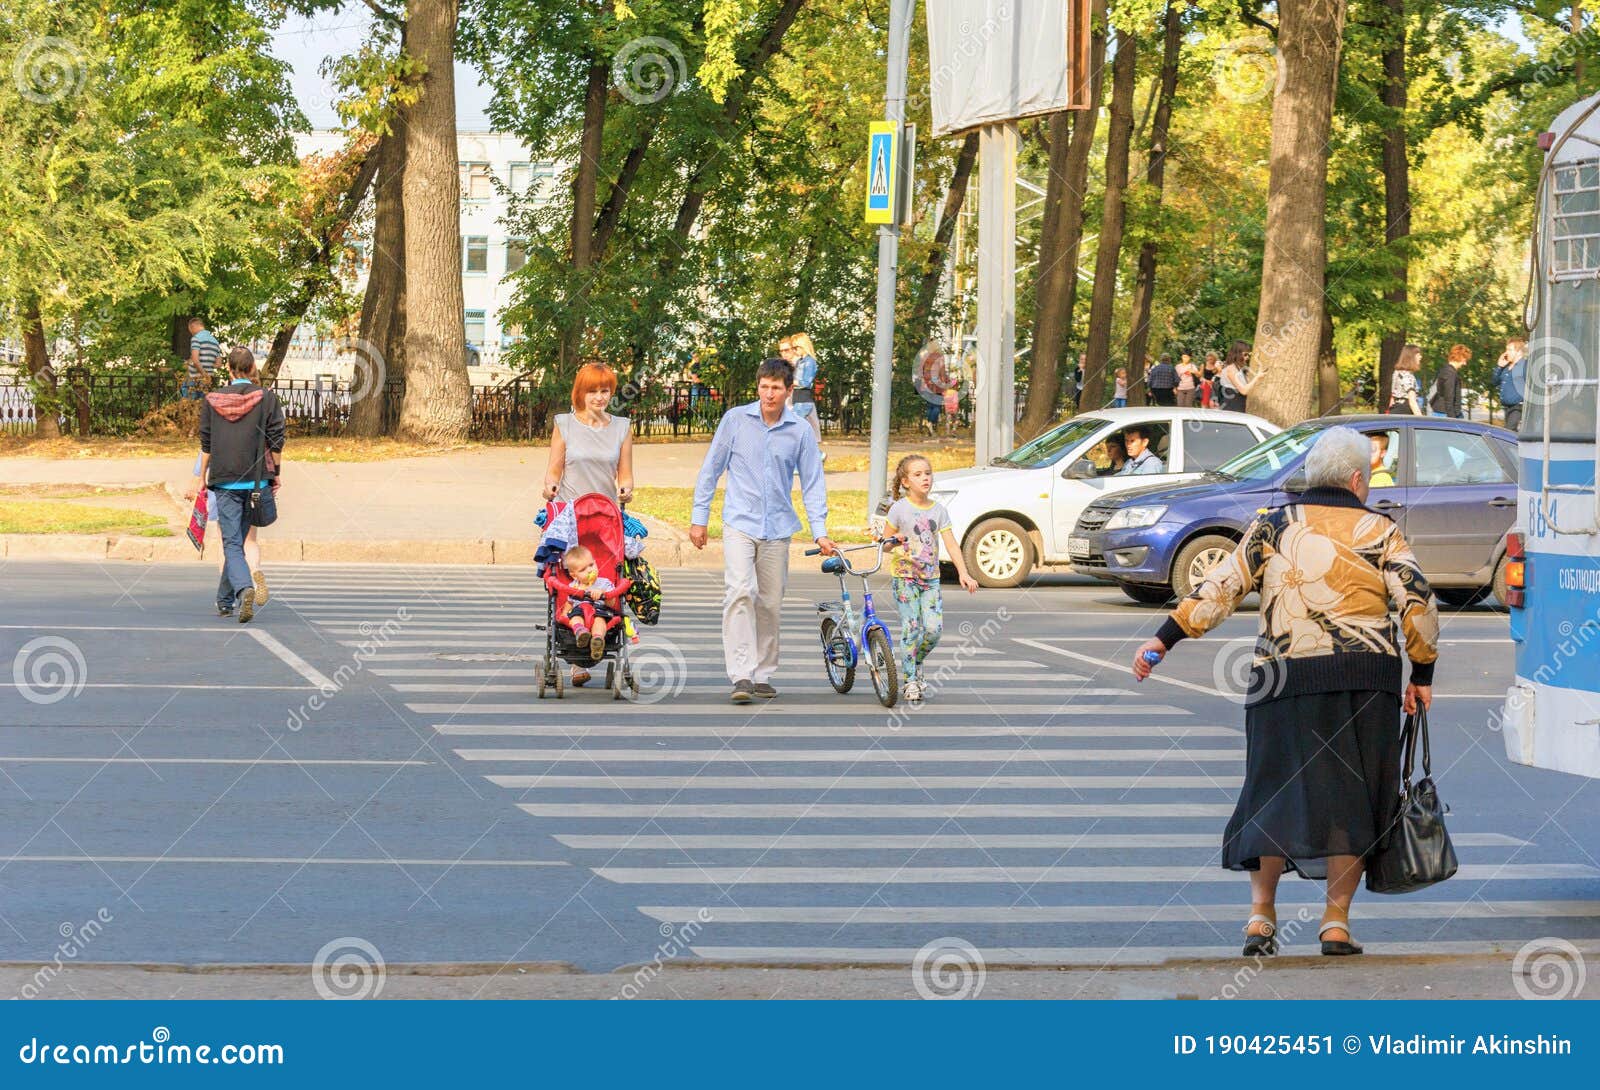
[1069, 535, 1092, 559]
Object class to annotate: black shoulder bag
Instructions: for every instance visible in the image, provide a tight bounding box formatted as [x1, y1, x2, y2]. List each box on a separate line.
[1366, 707, 1459, 894]
[245, 390, 279, 528]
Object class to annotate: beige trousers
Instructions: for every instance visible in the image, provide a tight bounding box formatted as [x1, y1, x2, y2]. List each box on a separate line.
[722, 528, 791, 684]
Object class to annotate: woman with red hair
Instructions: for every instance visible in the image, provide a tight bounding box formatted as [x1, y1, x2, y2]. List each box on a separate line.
[543, 361, 634, 684]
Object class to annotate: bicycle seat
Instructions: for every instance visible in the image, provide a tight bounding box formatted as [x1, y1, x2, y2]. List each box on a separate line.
[821, 556, 846, 575]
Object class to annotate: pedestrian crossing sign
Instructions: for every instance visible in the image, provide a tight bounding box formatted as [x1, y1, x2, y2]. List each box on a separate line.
[864, 121, 897, 224]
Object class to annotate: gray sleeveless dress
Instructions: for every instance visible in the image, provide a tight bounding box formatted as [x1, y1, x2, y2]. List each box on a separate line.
[554, 412, 629, 503]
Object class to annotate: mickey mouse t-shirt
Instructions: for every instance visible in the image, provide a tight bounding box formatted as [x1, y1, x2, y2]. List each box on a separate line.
[885, 497, 951, 582]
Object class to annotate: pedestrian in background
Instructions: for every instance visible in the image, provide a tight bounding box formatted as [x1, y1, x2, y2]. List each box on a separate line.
[1493, 337, 1528, 432]
[781, 332, 824, 447]
[1429, 344, 1469, 419]
[198, 347, 283, 623]
[1387, 344, 1423, 415]
[691, 357, 835, 703]
[1111, 367, 1129, 408]
[882, 454, 977, 706]
[1147, 354, 1179, 406]
[1199, 351, 1220, 408]
[1133, 427, 1439, 958]
[184, 317, 221, 400]
[1175, 352, 1199, 407]
[1217, 340, 1257, 412]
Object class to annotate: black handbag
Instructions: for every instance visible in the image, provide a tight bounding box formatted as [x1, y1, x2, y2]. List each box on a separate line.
[245, 391, 279, 529]
[1366, 708, 1458, 894]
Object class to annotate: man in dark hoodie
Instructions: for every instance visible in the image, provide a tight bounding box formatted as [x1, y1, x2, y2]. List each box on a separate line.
[198, 347, 284, 622]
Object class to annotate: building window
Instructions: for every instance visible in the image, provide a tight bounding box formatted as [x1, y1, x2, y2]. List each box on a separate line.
[505, 239, 527, 274]
[460, 161, 494, 202]
[464, 235, 489, 274]
[508, 162, 556, 201]
[464, 310, 487, 345]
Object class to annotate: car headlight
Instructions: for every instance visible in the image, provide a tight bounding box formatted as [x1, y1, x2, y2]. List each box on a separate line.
[1104, 505, 1167, 531]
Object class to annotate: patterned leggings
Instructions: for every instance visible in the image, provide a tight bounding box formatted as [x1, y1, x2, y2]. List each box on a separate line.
[891, 577, 944, 681]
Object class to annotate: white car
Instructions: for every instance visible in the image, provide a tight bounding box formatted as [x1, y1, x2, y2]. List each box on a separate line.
[931, 406, 1281, 587]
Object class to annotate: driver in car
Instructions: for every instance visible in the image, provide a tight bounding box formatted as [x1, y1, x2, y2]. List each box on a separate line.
[1118, 425, 1165, 475]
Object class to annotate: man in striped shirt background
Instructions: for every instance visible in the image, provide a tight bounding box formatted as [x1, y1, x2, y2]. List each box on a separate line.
[184, 317, 222, 399]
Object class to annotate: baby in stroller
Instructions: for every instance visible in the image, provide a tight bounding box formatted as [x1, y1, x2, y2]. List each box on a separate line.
[558, 545, 617, 659]
[536, 492, 638, 699]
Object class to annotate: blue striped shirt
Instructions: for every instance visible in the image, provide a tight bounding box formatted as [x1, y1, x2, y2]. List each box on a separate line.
[189, 329, 221, 380]
[693, 400, 828, 541]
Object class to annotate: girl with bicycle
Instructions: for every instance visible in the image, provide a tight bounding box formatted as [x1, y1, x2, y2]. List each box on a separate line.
[882, 455, 978, 705]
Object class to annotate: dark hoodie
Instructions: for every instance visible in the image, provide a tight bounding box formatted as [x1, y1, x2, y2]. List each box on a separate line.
[200, 381, 285, 487]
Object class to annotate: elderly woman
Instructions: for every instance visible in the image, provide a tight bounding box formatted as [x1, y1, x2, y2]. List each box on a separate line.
[1132, 427, 1439, 958]
[543, 362, 634, 685]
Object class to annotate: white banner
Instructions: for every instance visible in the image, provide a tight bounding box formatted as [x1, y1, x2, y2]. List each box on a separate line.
[925, 0, 1073, 137]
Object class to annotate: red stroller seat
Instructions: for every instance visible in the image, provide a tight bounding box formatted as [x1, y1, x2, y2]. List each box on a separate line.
[537, 493, 636, 700]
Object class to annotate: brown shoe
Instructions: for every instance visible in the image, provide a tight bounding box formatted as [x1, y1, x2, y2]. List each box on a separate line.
[252, 570, 269, 606]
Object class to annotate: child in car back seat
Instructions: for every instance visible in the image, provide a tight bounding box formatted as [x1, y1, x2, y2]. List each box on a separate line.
[560, 546, 616, 660]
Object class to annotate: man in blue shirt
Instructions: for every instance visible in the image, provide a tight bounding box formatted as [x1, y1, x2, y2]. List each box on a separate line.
[692, 358, 836, 703]
[1117, 425, 1166, 475]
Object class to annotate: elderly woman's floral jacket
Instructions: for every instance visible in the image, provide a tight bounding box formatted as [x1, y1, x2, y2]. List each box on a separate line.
[1155, 487, 1440, 706]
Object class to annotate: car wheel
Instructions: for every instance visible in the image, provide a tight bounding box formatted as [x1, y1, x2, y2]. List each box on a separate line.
[1118, 582, 1173, 605]
[1171, 535, 1236, 599]
[1435, 586, 1491, 609]
[1491, 553, 1512, 610]
[963, 517, 1034, 588]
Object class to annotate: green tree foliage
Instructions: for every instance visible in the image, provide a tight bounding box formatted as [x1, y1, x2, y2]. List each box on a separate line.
[0, 0, 305, 381]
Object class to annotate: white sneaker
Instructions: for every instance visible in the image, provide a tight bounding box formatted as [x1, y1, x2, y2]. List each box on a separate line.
[905, 680, 923, 705]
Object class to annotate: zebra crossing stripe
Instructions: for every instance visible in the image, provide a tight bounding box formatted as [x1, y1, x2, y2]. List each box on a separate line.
[593, 863, 1600, 885]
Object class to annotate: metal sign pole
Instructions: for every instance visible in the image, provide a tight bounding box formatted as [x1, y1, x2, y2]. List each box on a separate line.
[866, 0, 914, 517]
[974, 121, 1017, 466]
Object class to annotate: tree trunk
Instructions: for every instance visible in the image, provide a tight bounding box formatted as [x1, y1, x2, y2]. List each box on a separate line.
[350, 105, 409, 436]
[1080, 28, 1138, 411]
[1244, 0, 1347, 427]
[905, 132, 979, 365]
[1376, 0, 1409, 413]
[395, 0, 472, 443]
[1122, 3, 1182, 405]
[22, 294, 58, 439]
[1317, 303, 1341, 413]
[1017, 0, 1109, 439]
[563, 54, 609, 368]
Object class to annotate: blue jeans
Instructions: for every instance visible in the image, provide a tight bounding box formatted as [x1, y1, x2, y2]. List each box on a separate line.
[180, 380, 203, 400]
[211, 488, 272, 608]
[1112, 397, 1127, 408]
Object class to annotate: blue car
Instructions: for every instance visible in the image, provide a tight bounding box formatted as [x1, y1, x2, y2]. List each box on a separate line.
[1071, 414, 1520, 607]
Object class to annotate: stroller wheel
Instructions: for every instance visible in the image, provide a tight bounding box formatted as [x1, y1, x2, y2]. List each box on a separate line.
[537, 664, 547, 700]
[553, 662, 564, 699]
[604, 662, 616, 690]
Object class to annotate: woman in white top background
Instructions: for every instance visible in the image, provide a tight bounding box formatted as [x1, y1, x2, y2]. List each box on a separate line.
[1387, 343, 1423, 415]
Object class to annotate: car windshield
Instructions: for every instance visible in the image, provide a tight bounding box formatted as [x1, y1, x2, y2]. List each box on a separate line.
[996, 417, 1107, 468]
[1215, 421, 1324, 481]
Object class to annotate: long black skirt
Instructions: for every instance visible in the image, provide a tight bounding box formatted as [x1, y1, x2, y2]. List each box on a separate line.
[1222, 689, 1403, 880]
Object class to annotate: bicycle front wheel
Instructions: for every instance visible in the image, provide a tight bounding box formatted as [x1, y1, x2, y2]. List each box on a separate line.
[821, 617, 855, 694]
[866, 627, 898, 707]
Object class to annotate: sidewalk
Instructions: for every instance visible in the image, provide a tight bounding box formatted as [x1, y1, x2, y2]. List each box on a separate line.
[0, 441, 888, 567]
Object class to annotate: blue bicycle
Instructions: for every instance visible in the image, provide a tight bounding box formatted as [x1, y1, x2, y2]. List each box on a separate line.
[805, 538, 900, 708]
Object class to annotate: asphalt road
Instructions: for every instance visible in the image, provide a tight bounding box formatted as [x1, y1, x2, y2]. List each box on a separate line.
[1, 559, 1596, 986]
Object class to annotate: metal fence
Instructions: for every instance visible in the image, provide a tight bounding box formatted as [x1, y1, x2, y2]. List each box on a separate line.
[0, 371, 869, 440]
